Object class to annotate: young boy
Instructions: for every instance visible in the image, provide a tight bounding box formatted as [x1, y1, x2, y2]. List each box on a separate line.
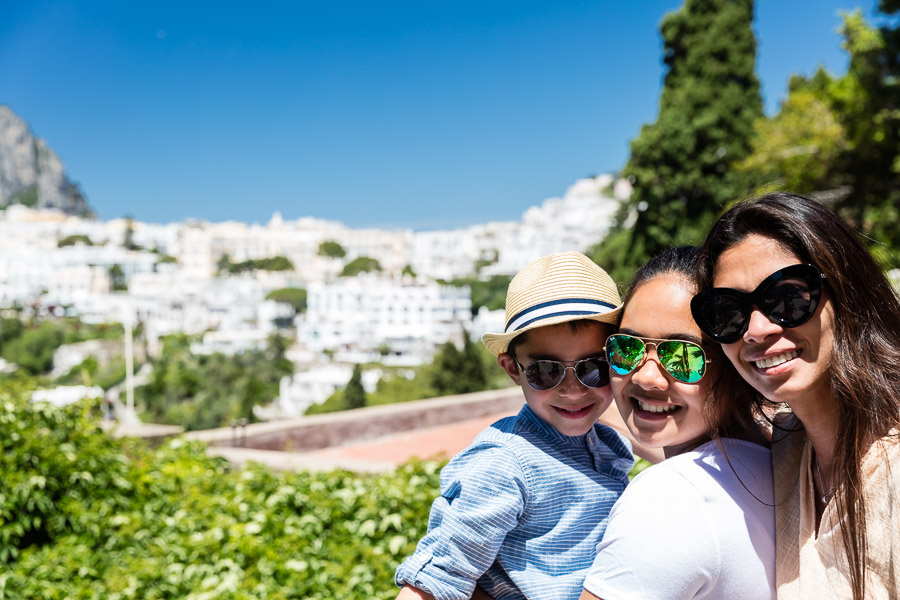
[394, 251, 634, 600]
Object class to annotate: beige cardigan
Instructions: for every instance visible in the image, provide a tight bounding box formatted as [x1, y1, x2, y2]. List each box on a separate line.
[772, 414, 900, 599]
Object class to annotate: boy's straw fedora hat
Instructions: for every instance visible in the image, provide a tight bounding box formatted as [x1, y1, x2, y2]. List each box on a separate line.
[481, 251, 622, 356]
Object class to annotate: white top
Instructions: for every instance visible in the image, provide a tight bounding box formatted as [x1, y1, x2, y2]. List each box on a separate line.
[583, 438, 775, 600]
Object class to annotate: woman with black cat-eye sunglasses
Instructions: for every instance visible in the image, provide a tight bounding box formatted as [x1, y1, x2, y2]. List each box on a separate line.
[694, 192, 900, 600]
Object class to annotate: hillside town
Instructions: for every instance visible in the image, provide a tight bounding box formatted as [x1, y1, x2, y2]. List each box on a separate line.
[2, 175, 630, 417]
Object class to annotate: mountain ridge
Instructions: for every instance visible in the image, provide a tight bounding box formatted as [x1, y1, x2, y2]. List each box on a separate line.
[0, 105, 94, 217]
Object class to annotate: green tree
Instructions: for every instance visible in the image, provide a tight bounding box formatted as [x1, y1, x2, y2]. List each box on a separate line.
[0, 317, 24, 353]
[256, 255, 294, 271]
[457, 332, 488, 394]
[430, 332, 488, 396]
[430, 340, 462, 396]
[266, 287, 308, 313]
[444, 275, 511, 316]
[831, 6, 900, 257]
[340, 256, 382, 277]
[318, 239, 347, 259]
[57, 234, 93, 247]
[593, 0, 762, 280]
[2, 321, 64, 374]
[135, 334, 292, 430]
[122, 217, 139, 251]
[736, 76, 847, 195]
[216, 252, 232, 275]
[216, 254, 295, 274]
[109, 263, 127, 291]
[738, 6, 900, 266]
[341, 364, 367, 410]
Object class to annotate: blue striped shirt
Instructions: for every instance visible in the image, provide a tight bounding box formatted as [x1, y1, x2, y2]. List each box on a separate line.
[395, 403, 633, 600]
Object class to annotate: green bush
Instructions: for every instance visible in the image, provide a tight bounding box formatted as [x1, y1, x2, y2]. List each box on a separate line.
[0, 380, 137, 563]
[318, 240, 346, 259]
[136, 334, 294, 430]
[265, 287, 307, 313]
[340, 256, 382, 277]
[217, 255, 295, 274]
[1, 321, 64, 374]
[1, 382, 442, 599]
[57, 234, 94, 247]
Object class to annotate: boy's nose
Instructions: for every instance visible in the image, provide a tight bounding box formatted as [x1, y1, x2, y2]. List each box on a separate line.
[558, 368, 588, 397]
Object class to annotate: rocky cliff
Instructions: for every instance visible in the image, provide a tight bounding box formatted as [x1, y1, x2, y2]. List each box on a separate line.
[0, 105, 94, 217]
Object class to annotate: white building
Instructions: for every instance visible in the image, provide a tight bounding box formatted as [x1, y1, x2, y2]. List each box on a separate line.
[266, 364, 382, 417]
[298, 275, 472, 364]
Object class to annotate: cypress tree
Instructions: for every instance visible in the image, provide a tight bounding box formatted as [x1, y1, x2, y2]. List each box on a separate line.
[342, 364, 367, 410]
[594, 0, 762, 278]
[430, 341, 463, 396]
[430, 332, 488, 396]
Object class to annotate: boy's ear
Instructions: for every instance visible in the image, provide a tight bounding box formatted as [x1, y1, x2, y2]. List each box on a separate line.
[497, 353, 521, 384]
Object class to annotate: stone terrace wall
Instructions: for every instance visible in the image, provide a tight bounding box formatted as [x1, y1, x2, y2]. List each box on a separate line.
[184, 388, 522, 452]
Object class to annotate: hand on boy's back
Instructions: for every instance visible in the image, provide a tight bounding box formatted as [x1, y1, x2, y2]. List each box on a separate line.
[469, 586, 495, 600]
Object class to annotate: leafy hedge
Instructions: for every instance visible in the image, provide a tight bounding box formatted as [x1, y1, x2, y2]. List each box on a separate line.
[1, 383, 439, 599]
[2, 380, 650, 599]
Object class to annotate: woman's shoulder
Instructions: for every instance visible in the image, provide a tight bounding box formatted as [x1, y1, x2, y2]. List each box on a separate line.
[863, 429, 900, 477]
[632, 439, 774, 504]
[667, 438, 771, 474]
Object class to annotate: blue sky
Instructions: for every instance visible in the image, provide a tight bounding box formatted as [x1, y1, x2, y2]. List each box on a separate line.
[0, 1, 882, 229]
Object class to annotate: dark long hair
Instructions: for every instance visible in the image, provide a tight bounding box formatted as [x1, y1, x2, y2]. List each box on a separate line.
[697, 192, 900, 600]
[625, 246, 764, 444]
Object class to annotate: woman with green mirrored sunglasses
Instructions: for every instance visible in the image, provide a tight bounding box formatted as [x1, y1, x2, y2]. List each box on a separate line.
[580, 246, 775, 600]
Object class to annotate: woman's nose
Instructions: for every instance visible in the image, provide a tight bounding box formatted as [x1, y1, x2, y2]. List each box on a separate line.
[630, 354, 668, 390]
[743, 307, 783, 343]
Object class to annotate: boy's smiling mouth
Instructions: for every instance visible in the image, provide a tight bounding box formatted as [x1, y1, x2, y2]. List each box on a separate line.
[553, 404, 594, 419]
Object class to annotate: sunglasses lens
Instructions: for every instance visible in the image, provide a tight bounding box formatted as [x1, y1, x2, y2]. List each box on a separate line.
[694, 292, 747, 343]
[657, 341, 707, 383]
[524, 360, 565, 391]
[606, 335, 646, 375]
[760, 272, 818, 326]
[574, 358, 610, 388]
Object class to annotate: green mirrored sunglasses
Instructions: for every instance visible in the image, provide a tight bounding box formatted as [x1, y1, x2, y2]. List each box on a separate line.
[605, 333, 709, 383]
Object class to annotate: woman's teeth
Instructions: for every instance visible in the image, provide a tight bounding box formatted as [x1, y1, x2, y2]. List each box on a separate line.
[636, 399, 677, 413]
[754, 350, 799, 369]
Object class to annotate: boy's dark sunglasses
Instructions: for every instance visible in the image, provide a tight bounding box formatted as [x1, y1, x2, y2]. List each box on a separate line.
[605, 334, 709, 383]
[513, 356, 610, 391]
[690, 264, 825, 344]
